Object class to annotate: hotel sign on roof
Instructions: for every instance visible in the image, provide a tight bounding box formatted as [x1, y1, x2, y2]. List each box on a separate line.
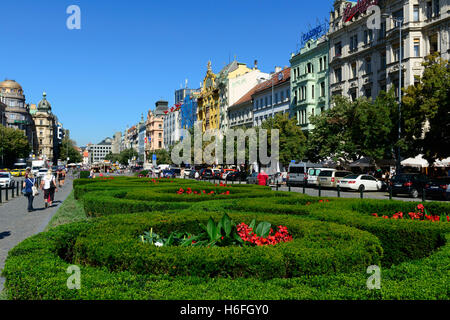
[343, 0, 379, 23]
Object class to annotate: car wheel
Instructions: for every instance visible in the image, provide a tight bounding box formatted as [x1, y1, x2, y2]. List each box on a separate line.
[410, 189, 419, 198]
[358, 184, 365, 192]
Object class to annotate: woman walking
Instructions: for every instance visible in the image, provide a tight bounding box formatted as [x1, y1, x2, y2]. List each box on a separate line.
[41, 169, 57, 208]
[23, 172, 37, 212]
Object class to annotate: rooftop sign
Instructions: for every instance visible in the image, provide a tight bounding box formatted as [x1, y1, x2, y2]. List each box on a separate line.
[343, 0, 379, 23]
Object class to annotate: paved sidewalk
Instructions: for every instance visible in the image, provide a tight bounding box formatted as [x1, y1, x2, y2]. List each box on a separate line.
[0, 177, 74, 292]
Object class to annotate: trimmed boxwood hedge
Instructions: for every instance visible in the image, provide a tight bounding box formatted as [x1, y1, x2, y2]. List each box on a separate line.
[71, 211, 382, 279]
[3, 177, 450, 300]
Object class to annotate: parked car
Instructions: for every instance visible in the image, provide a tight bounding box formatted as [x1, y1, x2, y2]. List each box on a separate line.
[170, 167, 181, 177]
[268, 172, 283, 185]
[0, 172, 15, 188]
[318, 169, 352, 188]
[424, 177, 450, 200]
[306, 168, 325, 186]
[287, 162, 322, 186]
[390, 173, 429, 198]
[188, 169, 197, 179]
[226, 171, 247, 181]
[10, 169, 22, 177]
[31, 166, 42, 176]
[246, 172, 259, 184]
[220, 169, 236, 180]
[338, 174, 383, 192]
[211, 169, 221, 179]
[199, 168, 214, 180]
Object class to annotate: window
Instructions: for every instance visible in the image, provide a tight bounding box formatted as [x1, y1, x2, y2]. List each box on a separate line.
[433, 0, 440, 16]
[413, 5, 420, 21]
[393, 43, 402, 62]
[323, 56, 326, 68]
[393, 10, 403, 27]
[429, 34, 438, 54]
[366, 57, 372, 74]
[414, 38, 420, 57]
[264, 97, 268, 107]
[319, 58, 323, 71]
[280, 91, 284, 102]
[426, 1, 432, 19]
[350, 34, 358, 52]
[365, 86, 372, 99]
[275, 92, 278, 103]
[287, 89, 290, 100]
[320, 82, 325, 97]
[380, 52, 386, 69]
[335, 42, 342, 57]
[364, 29, 373, 44]
[351, 62, 357, 79]
[335, 67, 342, 82]
[379, 21, 386, 39]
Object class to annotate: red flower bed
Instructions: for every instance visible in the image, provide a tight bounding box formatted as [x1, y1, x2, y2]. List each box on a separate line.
[236, 223, 292, 246]
[306, 199, 330, 206]
[176, 187, 230, 196]
[372, 204, 449, 223]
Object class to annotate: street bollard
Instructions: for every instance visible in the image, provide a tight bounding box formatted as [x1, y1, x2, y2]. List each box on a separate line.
[337, 185, 341, 198]
[422, 189, 426, 202]
[360, 189, 364, 199]
[16, 182, 19, 196]
[5, 185, 8, 201]
[288, 184, 291, 192]
[318, 184, 321, 197]
[11, 185, 14, 198]
[0, 186, 2, 203]
[303, 183, 306, 194]
[389, 186, 392, 200]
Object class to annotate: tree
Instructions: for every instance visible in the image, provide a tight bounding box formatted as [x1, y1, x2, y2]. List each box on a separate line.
[119, 148, 138, 166]
[0, 125, 31, 167]
[154, 148, 172, 165]
[402, 53, 450, 164]
[307, 92, 398, 165]
[59, 136, 82, 163]
[104, 152, 121, 164]
[261, 113, 307, 169]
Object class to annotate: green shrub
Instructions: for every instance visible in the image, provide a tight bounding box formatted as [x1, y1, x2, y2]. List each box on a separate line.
[79, 171, 90, 179]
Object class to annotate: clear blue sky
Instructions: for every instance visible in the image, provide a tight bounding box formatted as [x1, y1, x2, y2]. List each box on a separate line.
[0, 0, 333, 146]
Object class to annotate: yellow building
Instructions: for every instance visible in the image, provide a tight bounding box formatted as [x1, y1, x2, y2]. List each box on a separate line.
[197, 60, 252, 132]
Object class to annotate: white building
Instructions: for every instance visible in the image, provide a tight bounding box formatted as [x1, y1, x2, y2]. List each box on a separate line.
[87, 137, 112, 164]
[163, 108, 182, 149]
[328, 0, 449, 101]
[252, 67, 291, 127]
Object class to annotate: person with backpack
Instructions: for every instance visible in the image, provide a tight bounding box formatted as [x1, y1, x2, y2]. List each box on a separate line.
[23, 172, 37, 212]
[41, 169, 57, 208]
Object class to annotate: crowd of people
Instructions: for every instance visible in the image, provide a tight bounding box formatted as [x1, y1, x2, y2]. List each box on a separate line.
[22, 167, 67, 213]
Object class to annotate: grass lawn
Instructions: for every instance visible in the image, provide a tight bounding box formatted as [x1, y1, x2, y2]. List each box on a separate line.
[44, 191, 87, 231]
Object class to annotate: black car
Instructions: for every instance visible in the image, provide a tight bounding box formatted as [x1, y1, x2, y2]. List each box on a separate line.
[390, 173, 429, 198]
[425, 177, 450, 201]
[188, 169, 197, 179]
[199, 168, 214, 180]
[226, 171, 247, 181]
[161, 169, 176, 178]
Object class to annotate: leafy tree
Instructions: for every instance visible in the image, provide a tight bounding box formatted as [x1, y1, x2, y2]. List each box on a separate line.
[402, 53, 450, 164]
[154, 148, 172, 165]
[308, 92, 397, 165]
[59, 136, 82, 163]
[119, 148, 138, 166]
[0, 125, 31, 167]
[104, 152, 121, 164]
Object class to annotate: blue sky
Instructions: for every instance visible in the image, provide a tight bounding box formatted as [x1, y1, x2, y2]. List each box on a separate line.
[0, 0, 333, 146]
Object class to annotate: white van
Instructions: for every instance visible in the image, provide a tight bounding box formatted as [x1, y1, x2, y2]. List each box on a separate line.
[286, 162, 322, 186]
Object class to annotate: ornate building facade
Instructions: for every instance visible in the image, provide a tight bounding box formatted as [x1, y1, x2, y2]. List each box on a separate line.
[328, 0, 449, 101]
[0, 79, 34, 145]
[197, 61, 220, 133]
[32, 92, 57, 162]
[145, 101, 166, 162]
[290, 35, 329, 131]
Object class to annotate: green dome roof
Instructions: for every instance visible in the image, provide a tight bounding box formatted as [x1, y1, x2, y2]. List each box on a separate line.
[37, 92, 52, 112]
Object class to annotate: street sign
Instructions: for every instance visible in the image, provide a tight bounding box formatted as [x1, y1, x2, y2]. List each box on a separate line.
[152, 154, 157, 161]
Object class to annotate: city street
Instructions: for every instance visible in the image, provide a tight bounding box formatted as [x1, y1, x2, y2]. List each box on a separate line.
[0, 176, 74, 292]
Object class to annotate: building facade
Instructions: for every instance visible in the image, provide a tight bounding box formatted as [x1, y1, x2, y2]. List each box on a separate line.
[290, 36, 330, 131]
[197, 61, 220, 132]
[32, 92, 57, 163]
[87, 138, 112, 164]
[137, 115, 146, 163]
[163, 109, 181, 149]
[145, 103, 165, 162]
[111, 131, 122, 154]
[0, 79, 34, 145]
[252, 67, 291, 127]
[328, 0, 449, 102]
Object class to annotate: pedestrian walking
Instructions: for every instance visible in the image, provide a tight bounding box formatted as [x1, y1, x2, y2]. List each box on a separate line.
[23, 172, 37, 212]
[194, 170, 200, 180]
[257, 170, 269, 186]
[41, 169, 57, 208]
[60, 169, 66, 186]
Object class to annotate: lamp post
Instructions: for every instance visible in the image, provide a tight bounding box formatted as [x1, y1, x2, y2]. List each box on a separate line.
[382, 13, 403, 175]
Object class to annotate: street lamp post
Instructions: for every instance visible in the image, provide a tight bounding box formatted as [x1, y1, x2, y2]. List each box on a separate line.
[383, 13, 403, 175]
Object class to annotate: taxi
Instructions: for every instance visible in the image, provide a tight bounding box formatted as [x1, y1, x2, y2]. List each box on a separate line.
[10, 169, 22, 177]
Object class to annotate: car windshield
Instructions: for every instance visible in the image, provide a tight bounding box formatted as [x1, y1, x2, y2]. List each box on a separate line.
[0, 173, 9, 178]
[289, 166, 305, 174]
[431, 177, 450, 184]
[343, 174, 360, 179]
[392, 175, 413, 182]
[335, 171, 351, 177]
[318, 170, 333, 177]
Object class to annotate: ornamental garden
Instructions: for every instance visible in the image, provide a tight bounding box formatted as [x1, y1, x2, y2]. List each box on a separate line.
[2, 176, 450, 299]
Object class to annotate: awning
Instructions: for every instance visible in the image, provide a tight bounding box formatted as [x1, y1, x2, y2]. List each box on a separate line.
[401, 155, 429, 168]
[432, 157, 450, 167]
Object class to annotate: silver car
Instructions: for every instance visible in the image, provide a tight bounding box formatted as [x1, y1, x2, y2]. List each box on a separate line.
[0, 172, 15, 188]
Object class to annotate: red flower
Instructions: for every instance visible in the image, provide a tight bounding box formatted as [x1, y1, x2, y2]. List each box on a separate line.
[417, 204, 425, 211]
[447, 216, 449, 222]
[372, 213, 378, 217]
